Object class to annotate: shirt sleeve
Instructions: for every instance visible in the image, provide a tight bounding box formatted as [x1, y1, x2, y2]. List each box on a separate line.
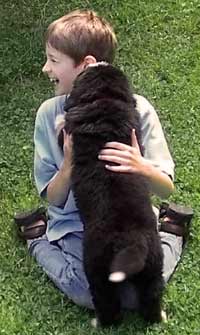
[135, 94, 175, 180]
[34, 101, 58, 197]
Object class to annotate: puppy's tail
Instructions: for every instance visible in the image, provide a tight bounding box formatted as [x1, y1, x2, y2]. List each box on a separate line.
[109, 243, 148, 283]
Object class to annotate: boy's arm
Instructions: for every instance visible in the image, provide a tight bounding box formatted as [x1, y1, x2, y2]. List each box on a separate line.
[34, 99, 71, 207]
[98, 95, 175, 199]
[46, 131, 72, 206]
[99, 130, 174, 199]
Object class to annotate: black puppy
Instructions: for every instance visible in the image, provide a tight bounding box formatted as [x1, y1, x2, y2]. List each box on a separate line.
[58, 63, 164, 327]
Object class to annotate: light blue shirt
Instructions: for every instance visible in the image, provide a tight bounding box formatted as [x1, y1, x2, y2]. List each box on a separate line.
[34, 94, 174, 242]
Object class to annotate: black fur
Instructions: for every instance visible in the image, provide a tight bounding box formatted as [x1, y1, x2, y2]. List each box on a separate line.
[58, 64, 164, 327]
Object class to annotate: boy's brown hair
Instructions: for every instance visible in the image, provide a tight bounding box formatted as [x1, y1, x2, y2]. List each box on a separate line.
[45, 9, 117, 65]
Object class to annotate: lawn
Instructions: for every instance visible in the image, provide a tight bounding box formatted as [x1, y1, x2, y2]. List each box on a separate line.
[0, 0, 200, 334]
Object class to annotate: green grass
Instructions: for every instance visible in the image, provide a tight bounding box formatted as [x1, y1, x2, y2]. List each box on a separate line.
[1, 0, 200, 334]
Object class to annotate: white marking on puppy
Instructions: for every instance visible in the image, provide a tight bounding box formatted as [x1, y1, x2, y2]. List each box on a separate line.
[88, 61, 108, 68]
[55, 114, 65, 129]
[91, 318, 98, 328]
[109, 271, 126, 282]
[161, 310, 167, 323]
[55, 114, 65, 137]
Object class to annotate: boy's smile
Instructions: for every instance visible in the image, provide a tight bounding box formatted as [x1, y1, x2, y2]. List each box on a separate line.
[42, 44, 84, 96]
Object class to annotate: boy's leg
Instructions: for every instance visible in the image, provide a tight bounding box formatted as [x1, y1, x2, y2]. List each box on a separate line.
[150, 207, 183, 283]
[27, 230, 184, 311]
[28, 233, 140, 310]
[28, 232, 94, 309]
[160, 232, 182, 283]
[158, 202, 193, 282]
[120, 205, 192, 308]
[119, 232, 183, 309]
[26, 203, 192, 310]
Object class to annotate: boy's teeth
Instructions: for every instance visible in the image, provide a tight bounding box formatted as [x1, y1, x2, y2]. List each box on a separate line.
[50, 78, 58, 83]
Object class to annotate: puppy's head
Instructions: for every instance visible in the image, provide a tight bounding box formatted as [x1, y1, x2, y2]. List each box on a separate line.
[58, 64, 137, 150]
[66, 63, 133, 109]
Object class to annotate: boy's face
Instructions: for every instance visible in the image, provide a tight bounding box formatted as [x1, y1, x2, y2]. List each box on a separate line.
[43, 44, 85, 96]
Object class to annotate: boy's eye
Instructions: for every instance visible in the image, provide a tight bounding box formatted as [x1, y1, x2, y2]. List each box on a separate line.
[47, 57, 58, 63]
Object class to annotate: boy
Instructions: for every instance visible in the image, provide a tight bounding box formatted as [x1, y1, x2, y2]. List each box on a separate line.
[19, 9, 192, 309]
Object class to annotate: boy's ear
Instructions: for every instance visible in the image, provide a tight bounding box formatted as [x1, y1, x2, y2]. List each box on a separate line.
[83, 55, 97, 69]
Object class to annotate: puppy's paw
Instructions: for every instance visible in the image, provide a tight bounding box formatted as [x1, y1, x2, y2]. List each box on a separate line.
[91, 318, 99, 328]
[161, 310, 167, 323]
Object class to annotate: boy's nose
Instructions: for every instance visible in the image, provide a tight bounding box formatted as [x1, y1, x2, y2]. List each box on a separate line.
[42, 61, 50, 73]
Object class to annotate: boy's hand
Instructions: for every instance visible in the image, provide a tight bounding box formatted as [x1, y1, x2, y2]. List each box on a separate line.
[98, 129, 149, 175]
[62, 129, 73, 172]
